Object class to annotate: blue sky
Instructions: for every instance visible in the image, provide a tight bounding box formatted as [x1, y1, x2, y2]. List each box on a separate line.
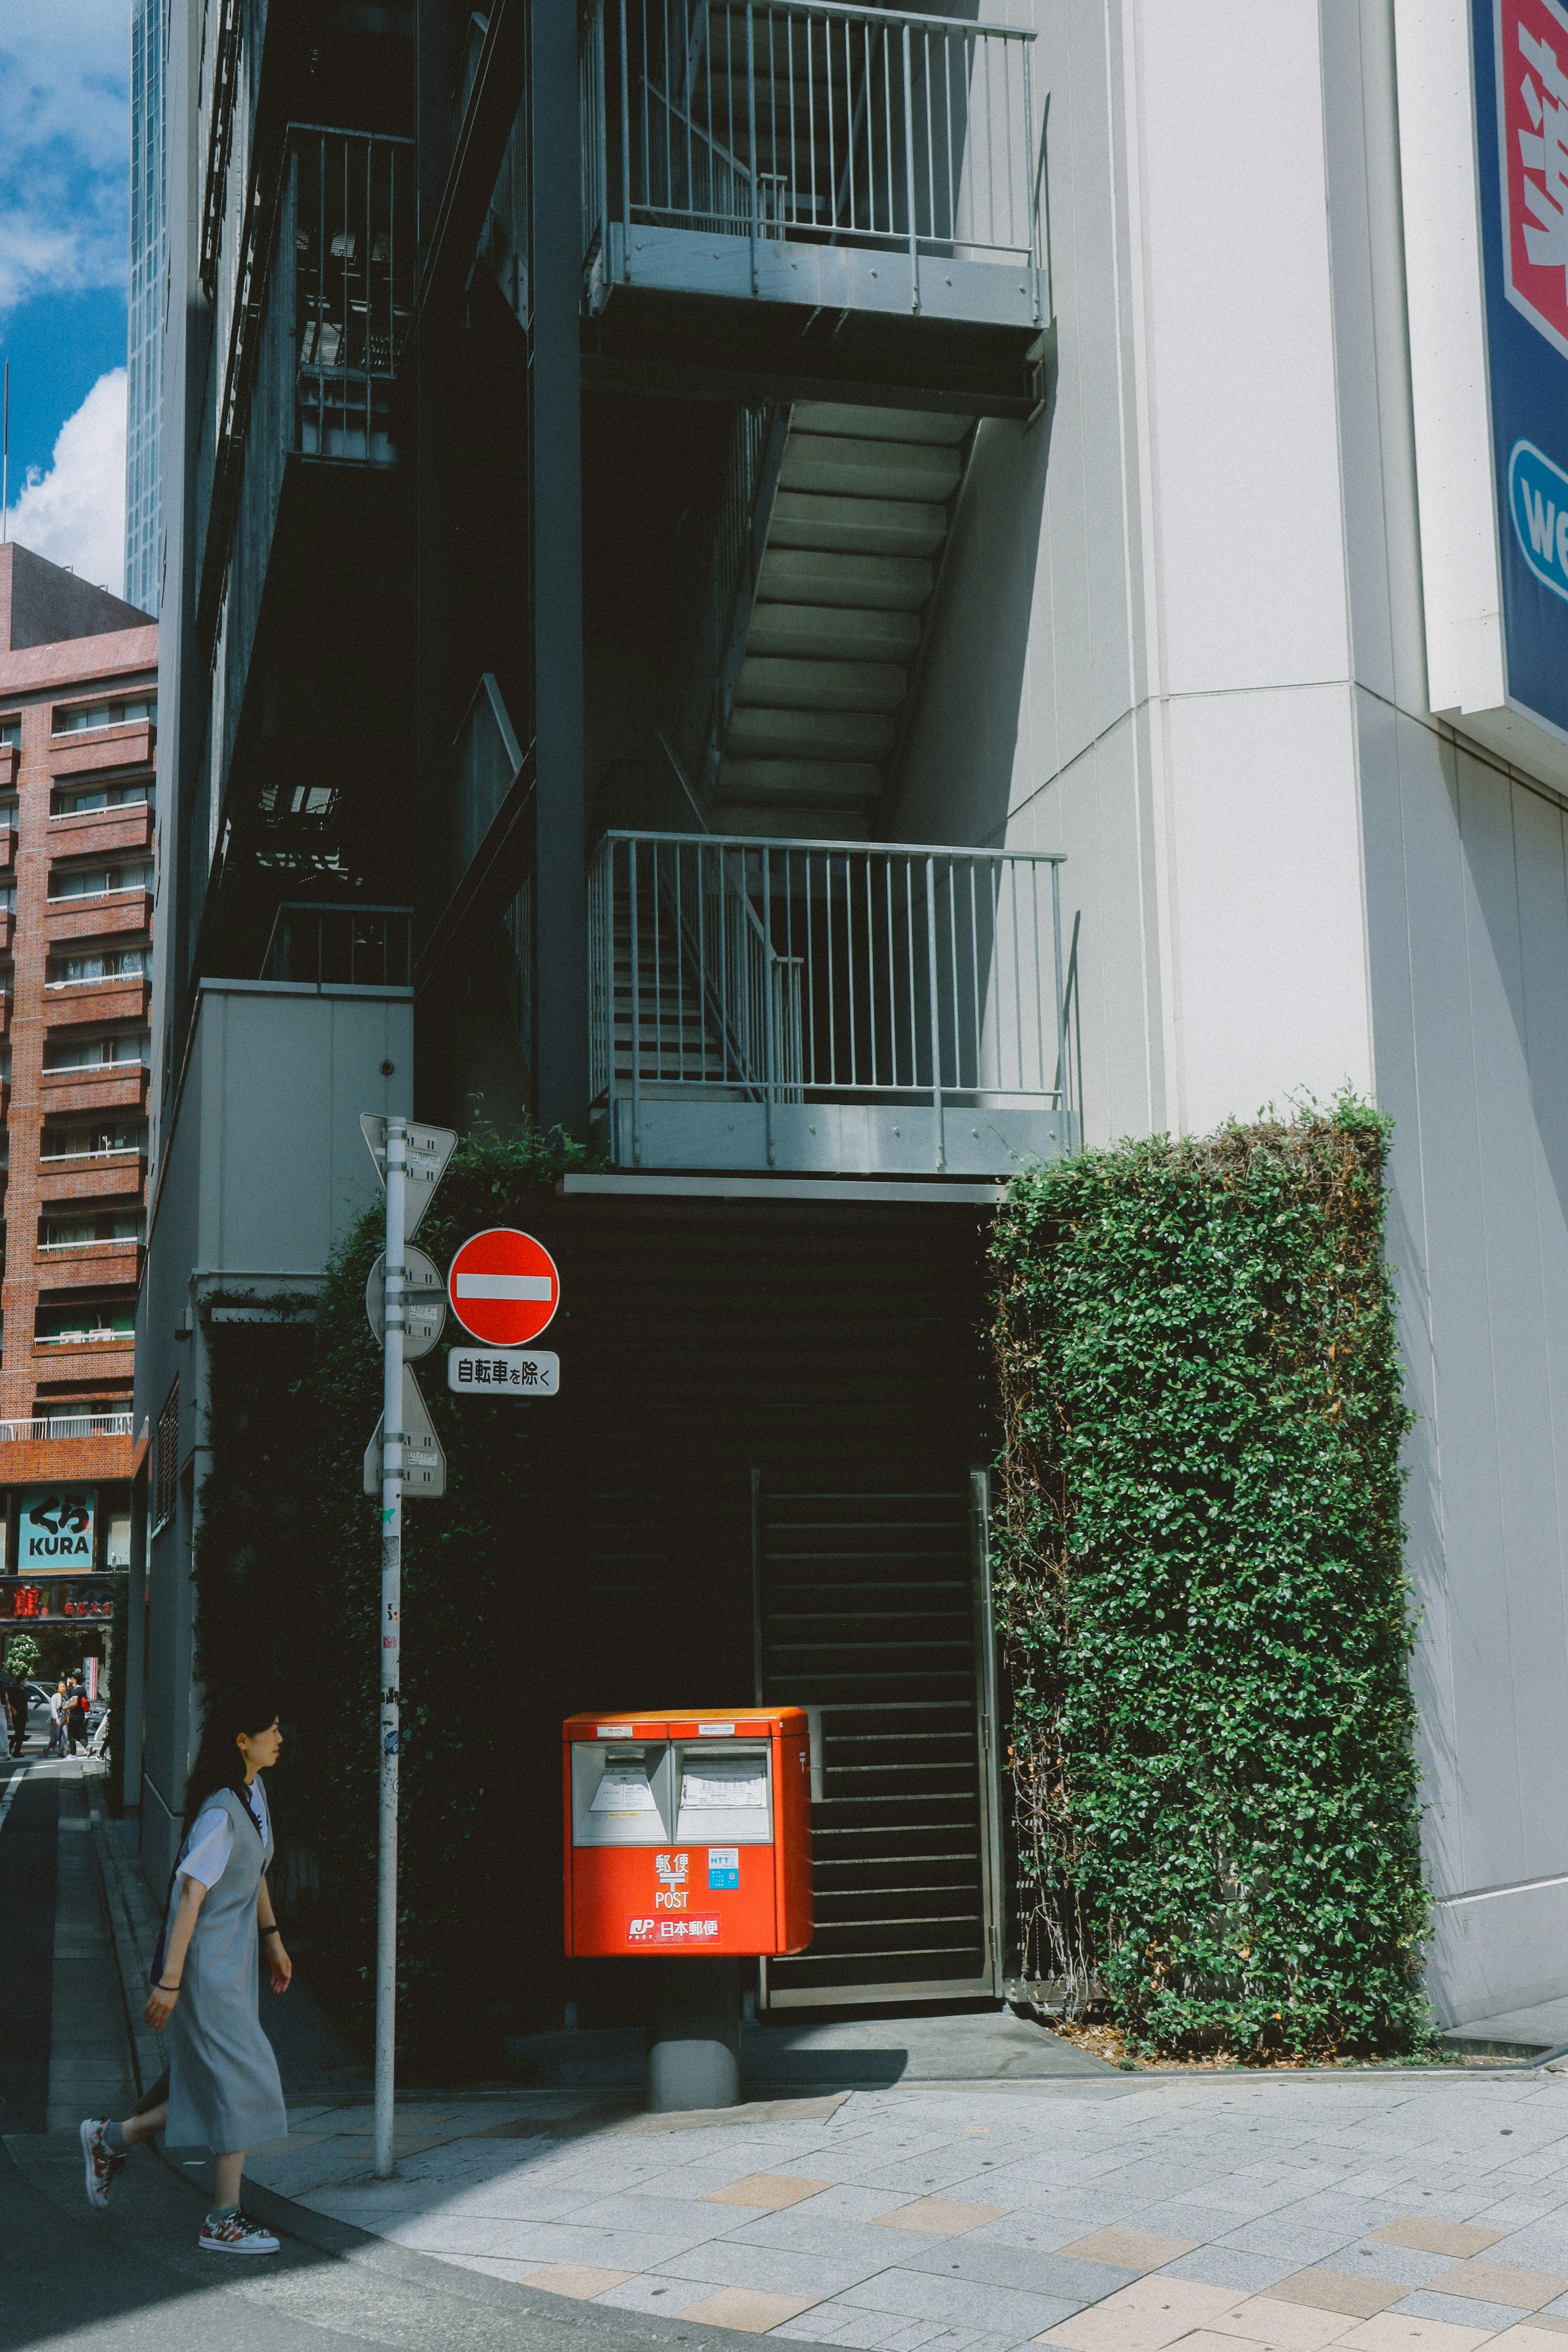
[0, 3, 130, 592]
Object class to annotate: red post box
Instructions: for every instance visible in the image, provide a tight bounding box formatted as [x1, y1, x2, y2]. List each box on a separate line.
[563, 1708, 812, 1957]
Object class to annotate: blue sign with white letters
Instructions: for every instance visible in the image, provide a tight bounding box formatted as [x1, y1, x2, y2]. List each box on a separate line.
[1475, 0, 1568, 739]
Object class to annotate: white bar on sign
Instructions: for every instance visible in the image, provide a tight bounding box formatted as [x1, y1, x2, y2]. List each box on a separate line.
[456, 1273, 552, 1301]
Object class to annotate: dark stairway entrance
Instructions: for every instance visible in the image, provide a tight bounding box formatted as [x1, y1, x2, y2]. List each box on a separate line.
[753, 1469, 1003, 2008]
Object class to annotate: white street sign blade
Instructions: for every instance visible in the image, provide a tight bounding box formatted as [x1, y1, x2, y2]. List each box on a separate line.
[359, 1116, 458, 1239]
[448, 1347, 560, 1397]
[362, 1368, 447, 1499]
[365, 1247, 447, 1361]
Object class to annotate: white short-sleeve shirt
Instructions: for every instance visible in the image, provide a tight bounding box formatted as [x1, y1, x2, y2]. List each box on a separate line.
[177, 1777, 271, 1889]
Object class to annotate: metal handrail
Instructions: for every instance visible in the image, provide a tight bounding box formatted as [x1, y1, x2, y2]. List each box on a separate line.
[590, 828, 1069, 1172]
[583, 0, 1041, 316]
[0, 1414, 137, 1442]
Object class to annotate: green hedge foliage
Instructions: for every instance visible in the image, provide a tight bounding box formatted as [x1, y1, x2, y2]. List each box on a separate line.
[990, 1102, 1430, 2059]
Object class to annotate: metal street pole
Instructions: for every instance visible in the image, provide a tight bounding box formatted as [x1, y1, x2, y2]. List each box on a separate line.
[374, 1116, 406, 2179]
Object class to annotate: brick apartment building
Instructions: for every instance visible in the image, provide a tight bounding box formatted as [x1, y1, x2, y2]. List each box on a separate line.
[0, 544, 154, 1682]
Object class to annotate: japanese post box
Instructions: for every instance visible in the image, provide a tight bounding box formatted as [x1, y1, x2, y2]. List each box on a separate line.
[563, 1708, 812, 1957]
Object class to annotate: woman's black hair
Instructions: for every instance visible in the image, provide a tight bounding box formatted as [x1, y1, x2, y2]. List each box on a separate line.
[181, 1684, 281, 1839]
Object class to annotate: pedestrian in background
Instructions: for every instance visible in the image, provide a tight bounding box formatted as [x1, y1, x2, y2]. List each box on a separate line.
[47, 1681, 65, 1758]
[67, 1675, 88, 1757]
[78, 1684, 292, 2252]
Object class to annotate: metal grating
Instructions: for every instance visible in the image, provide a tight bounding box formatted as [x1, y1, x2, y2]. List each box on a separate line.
[753, 1475, 1000, 2007]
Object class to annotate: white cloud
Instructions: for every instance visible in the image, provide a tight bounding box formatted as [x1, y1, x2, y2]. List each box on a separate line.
[0, 4, 129, 310]
[5, 369, 127, 598]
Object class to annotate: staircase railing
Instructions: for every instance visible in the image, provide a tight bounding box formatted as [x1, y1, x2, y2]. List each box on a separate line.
[581, 0, 1042, 318]
[590, 827, 1067, 1170]
[668, 403, 788, 806]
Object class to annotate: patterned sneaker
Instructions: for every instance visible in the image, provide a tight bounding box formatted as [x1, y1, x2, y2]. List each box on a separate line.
[199, 2210, 281, 2255]
[80, 2118, 126, 2210]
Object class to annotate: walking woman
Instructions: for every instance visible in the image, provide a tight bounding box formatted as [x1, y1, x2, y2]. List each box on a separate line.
[79, 1684, 292, 2252]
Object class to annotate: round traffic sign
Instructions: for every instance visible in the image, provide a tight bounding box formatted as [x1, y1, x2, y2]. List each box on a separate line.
[365, 1247, 447, 1361]
[447, 1228, 560, 1347]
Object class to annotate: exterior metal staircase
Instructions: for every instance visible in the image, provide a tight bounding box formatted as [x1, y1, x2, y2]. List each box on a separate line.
[710, 402, 973, 837]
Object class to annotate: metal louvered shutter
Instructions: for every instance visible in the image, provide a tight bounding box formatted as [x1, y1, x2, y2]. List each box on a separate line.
[753, 1470, 1003, 2008]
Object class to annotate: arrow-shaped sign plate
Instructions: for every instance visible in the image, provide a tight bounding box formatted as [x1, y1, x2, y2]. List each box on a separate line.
[365, 1247, 447, 1361]
[360, 1116, 458, 1241]
[363, 1364, 447, 1499]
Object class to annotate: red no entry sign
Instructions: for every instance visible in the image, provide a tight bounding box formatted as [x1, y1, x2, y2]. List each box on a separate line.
[447, 1228, 561, 1347]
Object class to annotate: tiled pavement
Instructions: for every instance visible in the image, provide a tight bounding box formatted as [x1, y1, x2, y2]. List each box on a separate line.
[241, 2069, 1568, 2352]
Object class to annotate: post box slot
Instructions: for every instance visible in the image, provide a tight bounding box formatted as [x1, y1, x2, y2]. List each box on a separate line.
[673, 1742, 773, 1844]
[572, 1740, 676, 1844]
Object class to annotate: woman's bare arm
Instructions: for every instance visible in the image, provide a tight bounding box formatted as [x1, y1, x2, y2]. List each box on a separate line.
[144, 1874, 206, 2029]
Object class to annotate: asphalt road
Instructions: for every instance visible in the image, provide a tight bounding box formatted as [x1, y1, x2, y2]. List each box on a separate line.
[0, 1756, 782, 2352]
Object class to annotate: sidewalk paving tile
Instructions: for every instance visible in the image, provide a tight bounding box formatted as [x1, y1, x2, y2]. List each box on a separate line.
[1369, 2225, 1511, 2260]
[707, 2175, 835, 2212]
[528, 2264, 635, 2299]
[1391, 2294, 1535, 2331]
[1336, 2318, 1496, 2352]
[1503, 2330, 1568, 2351]
[1340, 2249, 1454, 2292]
[1205, 2294, 1359, 2348]
[1057, 2232, 1201, 2272]
[676, 2287, 824, 2331]
[874, 2202, 1011, 2238]
[649, 2243, 892, 2298]
[840, 2267, 1080, 2341]
[1516, 2324, 1568, 2340]
[1160, 2251, 1301, 2297]
[1038, 2275, 1249, 2352]
[1263, 2273, 1405, 2320]
[1429, 2267, 1568, 2310]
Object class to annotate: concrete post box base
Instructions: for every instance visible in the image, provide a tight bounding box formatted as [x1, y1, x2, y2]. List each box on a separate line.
[646, 1959, 743, 2111]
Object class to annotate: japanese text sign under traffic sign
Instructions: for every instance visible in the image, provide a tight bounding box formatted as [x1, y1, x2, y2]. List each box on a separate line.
[365, 1247, 446, 1360]
[447, 1228, 560, 1347]
[448, 1348, 560, 1396]
[362, 1363, 448, 1499]
[359, 1116, 457, 1241]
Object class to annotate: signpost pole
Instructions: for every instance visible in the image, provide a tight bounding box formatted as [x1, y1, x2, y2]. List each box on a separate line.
[374, 1117, 406, 2180]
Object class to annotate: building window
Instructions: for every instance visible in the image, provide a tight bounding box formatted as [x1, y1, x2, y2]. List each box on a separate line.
[48, 862, 154, 901]
[39, 1121, 147, 1160]
[43, 1032, 150, 1071]
[46, 948, 149, 987]
[51, 695, 157, 736]
[0, 717, 19, 746]
[35, 1301, 136, 1344]
[153, 1379, 179, 1536]
[52, 781, 153, 817]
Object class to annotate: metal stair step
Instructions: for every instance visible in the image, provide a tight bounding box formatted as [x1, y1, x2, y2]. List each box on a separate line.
[757, 549, 933, 611]
[708, 804, 878, 843]
[768, 491, 948, 559]
[726, 705, 895, 761]
[734, 655, 908, 713]
[790, 403, 973, 446]
[716, 757, 882, 806]
[745, 604, 921, 663]
[780, 434, 964, 501]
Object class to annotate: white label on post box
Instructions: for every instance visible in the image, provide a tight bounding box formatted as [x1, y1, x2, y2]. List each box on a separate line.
[592, 1762, 659, 1818]
[595, 1724, 633, 1738]
[682, 1763, 768, 1810]
[697, 1722, 735, 1736]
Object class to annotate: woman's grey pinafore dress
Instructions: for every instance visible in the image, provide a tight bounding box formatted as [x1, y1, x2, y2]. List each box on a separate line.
[163, 1784, 287, 2152]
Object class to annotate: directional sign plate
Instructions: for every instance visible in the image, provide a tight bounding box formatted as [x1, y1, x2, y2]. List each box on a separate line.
[363, 1365, 447, 1499]
[447, 1229, 561, 1347]
[365, 1247, 447, 1361]
[448, 1347, 560, 1397]
[360, 1116, 458, 1241]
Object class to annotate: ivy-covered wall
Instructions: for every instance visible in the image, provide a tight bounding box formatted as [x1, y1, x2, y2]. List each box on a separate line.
[990, 1102, 1431, 2058]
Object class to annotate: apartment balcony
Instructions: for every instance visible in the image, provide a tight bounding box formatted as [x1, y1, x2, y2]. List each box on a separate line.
[0, 747, 15, 791]
[33, 1238, 143, 1285]
[47, 722, 156, 781]
[29, 1336, 135, 1383]
[589, 829, 1071, 1176]
[38, 1154, 144, 1204]
[45, 891, 152, 948]
[39, 1065, 149, 1118]
[0, 1412, 140, 1484]
[0, 829, 16, 875]
[45, 978, 152, 1027]
[581, 0, 1050, 414]
[49, 801, 154, 860]
[283, 128, 414, 466]
[0, 911, 15, 954]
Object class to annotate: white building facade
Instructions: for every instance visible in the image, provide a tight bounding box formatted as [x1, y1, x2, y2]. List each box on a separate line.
[891, 0, 1568, 2027]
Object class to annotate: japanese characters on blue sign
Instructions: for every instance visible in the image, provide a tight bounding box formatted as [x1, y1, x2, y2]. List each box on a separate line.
[1476, 0, 1568, 737]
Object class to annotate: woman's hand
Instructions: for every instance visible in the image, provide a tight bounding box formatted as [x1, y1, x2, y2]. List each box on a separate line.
[144, 1983, 180, 2031]
[266, 1935, 293, 1993]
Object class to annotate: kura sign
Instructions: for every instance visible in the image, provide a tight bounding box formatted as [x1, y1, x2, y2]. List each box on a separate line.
[19, 1488, 94, 1567]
